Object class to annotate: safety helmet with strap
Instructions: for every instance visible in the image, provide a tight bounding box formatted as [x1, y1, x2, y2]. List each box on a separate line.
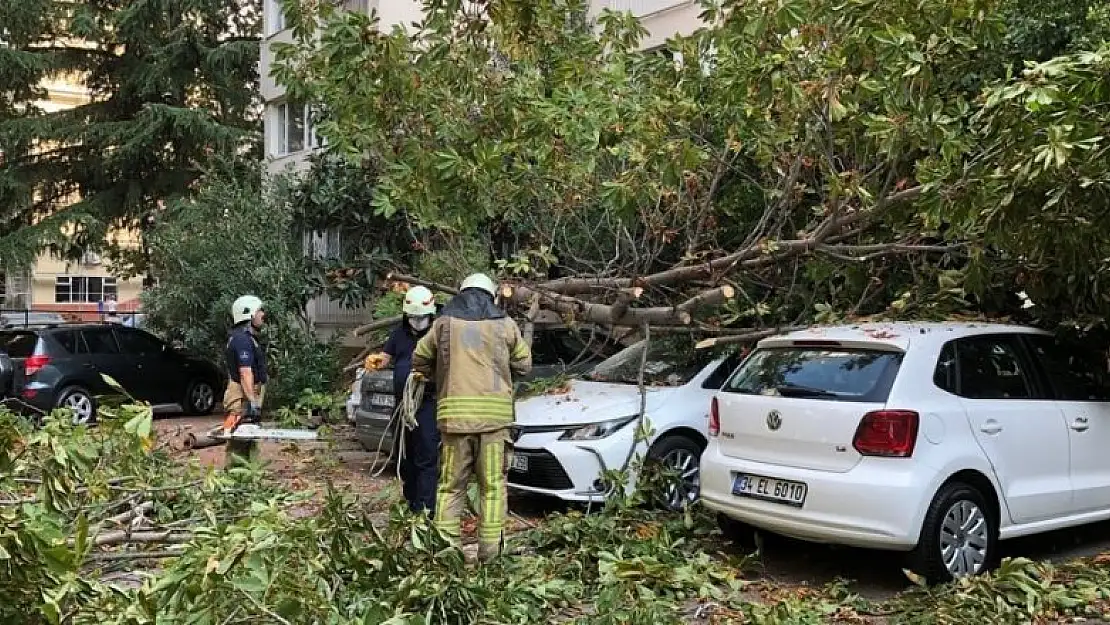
[459, 273, 497, 297]
[403, 285, 436, 316]
[232, 295, 263, 325]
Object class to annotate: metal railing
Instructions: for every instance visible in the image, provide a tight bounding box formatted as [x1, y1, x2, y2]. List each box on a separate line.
[0, 308, 144, 329]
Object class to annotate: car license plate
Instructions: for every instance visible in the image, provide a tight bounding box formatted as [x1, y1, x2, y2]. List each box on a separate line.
[731, 473, 807, 507]
[510, 454, 528, 473]
[370, 393, 395, 409]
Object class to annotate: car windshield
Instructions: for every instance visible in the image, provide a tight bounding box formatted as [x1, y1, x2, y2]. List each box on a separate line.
[726, 347, 903, 402]
[585, 335, 713, 386]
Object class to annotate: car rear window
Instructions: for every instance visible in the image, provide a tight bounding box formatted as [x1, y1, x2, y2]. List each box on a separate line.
[0, 331, 39, 358]
[724, 347, 904, 402]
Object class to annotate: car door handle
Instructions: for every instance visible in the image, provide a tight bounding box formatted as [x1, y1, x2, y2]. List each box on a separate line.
[979, 420, 1003, 435]
[1071, 416, 1090, 432]
[82, 362, 96, 370]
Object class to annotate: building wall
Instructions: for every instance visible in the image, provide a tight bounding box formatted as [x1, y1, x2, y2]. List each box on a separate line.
[591, 0, 705, 48]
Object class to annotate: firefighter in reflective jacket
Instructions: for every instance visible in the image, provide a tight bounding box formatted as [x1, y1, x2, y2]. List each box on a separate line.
[412, 273, 532, 561]
[222, 295, 268, 437]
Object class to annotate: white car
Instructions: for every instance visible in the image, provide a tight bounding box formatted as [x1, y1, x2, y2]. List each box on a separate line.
[509, 336, 744, 509]
[701, 322, 1110, 583]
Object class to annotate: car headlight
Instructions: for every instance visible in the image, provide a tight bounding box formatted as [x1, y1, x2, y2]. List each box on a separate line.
[559, 416, 637, 441]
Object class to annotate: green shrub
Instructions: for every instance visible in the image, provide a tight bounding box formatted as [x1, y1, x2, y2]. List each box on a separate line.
[141, 162, 339, 408]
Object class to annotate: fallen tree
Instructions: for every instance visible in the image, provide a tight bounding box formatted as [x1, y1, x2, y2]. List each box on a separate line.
[273, 0, 1110, 346]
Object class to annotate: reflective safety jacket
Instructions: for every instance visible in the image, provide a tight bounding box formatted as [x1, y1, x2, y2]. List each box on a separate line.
[412, 289, 532, 433]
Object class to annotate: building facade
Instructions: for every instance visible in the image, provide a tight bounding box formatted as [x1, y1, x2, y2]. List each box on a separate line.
[259, 0, 706, 341]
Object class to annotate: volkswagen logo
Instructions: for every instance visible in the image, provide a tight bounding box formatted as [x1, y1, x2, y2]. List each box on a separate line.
[766, 410, 783, 431]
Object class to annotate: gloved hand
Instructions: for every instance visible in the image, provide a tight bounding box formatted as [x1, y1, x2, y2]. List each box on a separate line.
[364, 352, 389, 371]
[243, 400, 262, 424]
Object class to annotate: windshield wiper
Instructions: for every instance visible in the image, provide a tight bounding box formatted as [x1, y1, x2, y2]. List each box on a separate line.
[774, 384, 839, 399]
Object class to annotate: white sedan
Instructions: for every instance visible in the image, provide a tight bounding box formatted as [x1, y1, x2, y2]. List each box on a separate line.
[509, 336, 744, 509]
[701, 322, 1110, 583]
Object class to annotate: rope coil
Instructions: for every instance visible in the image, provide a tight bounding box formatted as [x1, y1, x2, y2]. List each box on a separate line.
[368, 372, 425, 478]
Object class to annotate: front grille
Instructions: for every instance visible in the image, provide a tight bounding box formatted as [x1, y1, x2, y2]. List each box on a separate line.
[508, 449, 574, 490]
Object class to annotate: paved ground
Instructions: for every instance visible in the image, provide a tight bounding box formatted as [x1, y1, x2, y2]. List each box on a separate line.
[155, 413, 1110, 600]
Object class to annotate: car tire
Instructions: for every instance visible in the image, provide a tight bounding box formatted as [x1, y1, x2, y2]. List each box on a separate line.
[907, 481, 998, 584]
[56, 386, 97, 425]
[184, 379, 217, 416]
[646, 434, 704, 511]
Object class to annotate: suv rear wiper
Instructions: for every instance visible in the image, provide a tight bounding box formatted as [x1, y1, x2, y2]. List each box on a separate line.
[775, 384, 838, 399]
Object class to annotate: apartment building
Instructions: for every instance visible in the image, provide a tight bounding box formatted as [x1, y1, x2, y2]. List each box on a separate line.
[1, 77, 145, 322]
[260, 0, 706, 340]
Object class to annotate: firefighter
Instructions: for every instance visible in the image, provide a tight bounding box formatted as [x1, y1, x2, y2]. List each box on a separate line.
[411, 273, 532, 561]
[364, 285, 440, 515]
[222, 295, 268, 463]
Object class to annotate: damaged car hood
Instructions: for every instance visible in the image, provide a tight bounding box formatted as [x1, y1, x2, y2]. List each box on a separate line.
[514, 380, 676, 427]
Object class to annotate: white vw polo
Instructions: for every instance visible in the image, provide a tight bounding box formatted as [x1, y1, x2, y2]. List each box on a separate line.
[701, 322, 1110, 583]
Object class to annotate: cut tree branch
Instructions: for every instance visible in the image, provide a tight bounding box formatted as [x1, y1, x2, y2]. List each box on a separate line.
[695, 326, 809, 349]
[677, 285, 736, 315]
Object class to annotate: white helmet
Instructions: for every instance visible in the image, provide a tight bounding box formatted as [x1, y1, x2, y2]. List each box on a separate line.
[403, 285, 436, 316]
[232, 295, 263, 325]
[460, 273, 497, 297]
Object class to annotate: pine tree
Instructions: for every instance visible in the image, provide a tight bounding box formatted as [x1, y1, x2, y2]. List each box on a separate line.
[0, 0, 260, 270]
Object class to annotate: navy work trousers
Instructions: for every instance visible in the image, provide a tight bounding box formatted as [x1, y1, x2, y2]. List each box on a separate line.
[401, 397, 440, 515]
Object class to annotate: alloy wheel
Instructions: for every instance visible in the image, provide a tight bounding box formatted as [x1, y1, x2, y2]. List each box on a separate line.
[660, 447, 700, 509]
[938, 499, 989, 578]
[65, 392, 94, 425]
[191, 382, 215, 413]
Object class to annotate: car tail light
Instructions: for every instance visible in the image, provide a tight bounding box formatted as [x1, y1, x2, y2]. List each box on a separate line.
[24, 353, 50, 377]
[709, 397, 720, 437]
[852, 410, 919, 457]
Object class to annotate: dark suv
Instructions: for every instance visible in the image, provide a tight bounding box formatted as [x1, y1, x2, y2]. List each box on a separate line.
[0, 323, 225, 423]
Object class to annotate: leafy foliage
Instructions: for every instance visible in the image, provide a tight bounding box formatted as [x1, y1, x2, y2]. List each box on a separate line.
[271, 0, 1110, 339]
[293, 153, 423, 309]
[0, 0, 260, 270]
[892, 556, 1110, 624]
[9, 395, 1110, 623]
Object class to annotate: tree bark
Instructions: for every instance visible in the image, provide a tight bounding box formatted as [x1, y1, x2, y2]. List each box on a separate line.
[352, 315, 400, 337]
[502, 283, 693, 327]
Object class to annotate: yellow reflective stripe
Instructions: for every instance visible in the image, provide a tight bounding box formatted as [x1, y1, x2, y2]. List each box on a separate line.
[484, 438, 492, 530]
[435, 443, 457, 535]
[511, 340, 530, 360]
[437, 408, 513, 417]
[414, 334, 436, 359]
[438, 415, 513, 424]
[437, 399, 515, 408]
